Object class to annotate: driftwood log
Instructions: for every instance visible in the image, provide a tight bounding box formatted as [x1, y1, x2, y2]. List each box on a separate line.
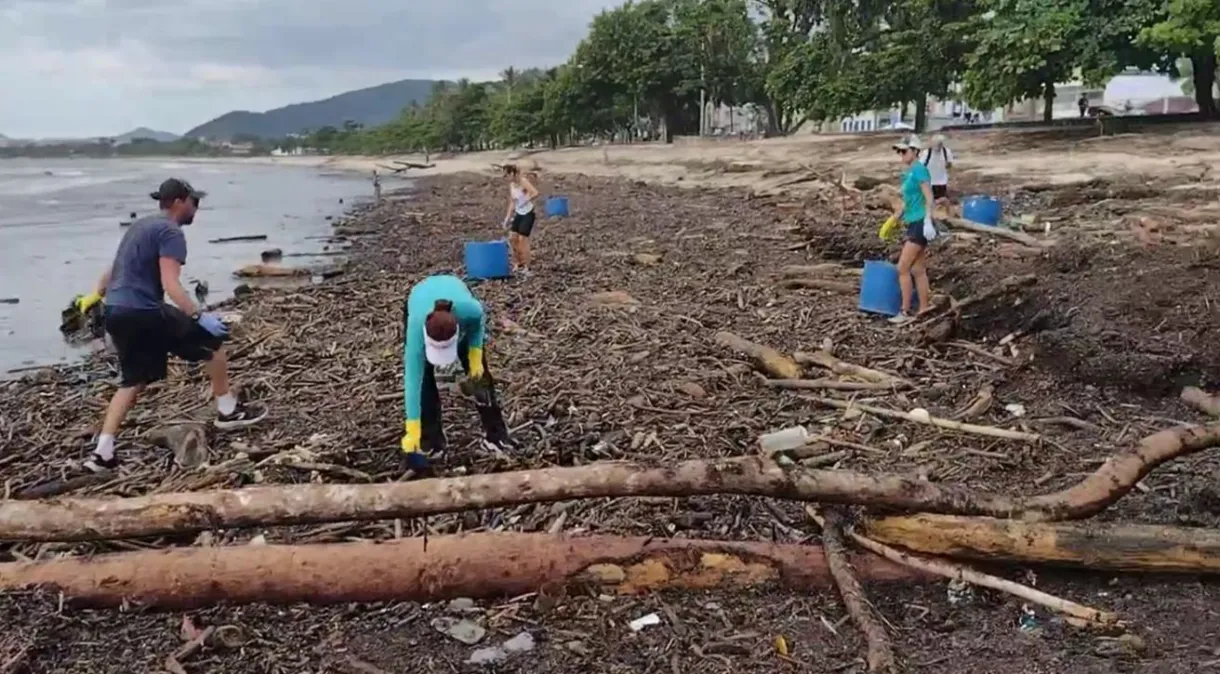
[0, 534, 920, 610]
[862, 514, 1220, 573]
[825, 509, 1118, 628]
[944, 217, 1046, 247]
[1, 423, 1216, 543]
[714, 331, 802, 379]
[1182, 386, 1220, 417]
[818, 509, 897, 673]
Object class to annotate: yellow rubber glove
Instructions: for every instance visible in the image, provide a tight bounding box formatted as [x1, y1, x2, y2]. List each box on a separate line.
[467, 346, 485, 381]
[879, 215, 901, 243]
[401, 419, 421, 453]
[76, 291, 103, 314]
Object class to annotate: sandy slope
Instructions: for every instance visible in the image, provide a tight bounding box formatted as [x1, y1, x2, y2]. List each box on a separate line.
[211, 123, 1220, 197]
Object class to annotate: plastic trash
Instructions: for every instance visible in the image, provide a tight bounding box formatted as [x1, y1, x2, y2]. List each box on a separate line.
[946, 578, 972, 605]
[759, 426, 810, 453]
[629, 613, 662, 632]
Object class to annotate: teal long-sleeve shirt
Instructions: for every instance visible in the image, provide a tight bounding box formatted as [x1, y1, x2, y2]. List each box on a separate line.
[403, 275, 486, 420]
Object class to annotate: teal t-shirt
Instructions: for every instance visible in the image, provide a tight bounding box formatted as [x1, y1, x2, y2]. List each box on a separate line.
[403, 275, 486, 420]
[901, 163, 932, 224]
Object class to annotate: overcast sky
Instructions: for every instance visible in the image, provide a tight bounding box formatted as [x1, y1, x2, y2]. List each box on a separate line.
[0, 0, 615, 138]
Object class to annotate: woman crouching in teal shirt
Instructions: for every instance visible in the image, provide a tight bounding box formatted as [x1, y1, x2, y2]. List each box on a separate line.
[890, 135, 938, 325]
[401, 275, 516, 473]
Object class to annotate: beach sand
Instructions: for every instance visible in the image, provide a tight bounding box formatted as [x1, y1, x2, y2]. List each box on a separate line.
[3, 124, 1220, 672]
[212, 122, 1220, 196]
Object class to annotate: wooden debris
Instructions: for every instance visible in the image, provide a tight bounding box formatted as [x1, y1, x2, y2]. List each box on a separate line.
[862, 514, 1220, 574]
[813, 507, 1120, 628]
[715, 332, 802, 379]
[234, 264, 311, 278]
[816, 508, 898, 673]
[944, 217, 1047, 247]
[1182, 386, 1220, 417]
[780, 278, 857, 294]
[0, 533, 921, 610]
[765, 378, 908, 392]
[812, 397, 1041, 442]
[2, 422, 1217, 542]
[794, 350, 906, 386]
[208, 235, 267, 244]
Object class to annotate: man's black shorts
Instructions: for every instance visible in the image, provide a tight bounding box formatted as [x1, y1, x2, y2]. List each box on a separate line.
[932, 184, 949, 200]
[104, 305, 223, 387]
[509, 211, 536, 237]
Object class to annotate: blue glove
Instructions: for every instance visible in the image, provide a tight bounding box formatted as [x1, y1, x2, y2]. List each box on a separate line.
[197, 312, 229, 338]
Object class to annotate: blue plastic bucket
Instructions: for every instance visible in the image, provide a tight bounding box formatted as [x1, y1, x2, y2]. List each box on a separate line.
[962, 195, 1002, 227]
[464, 241, 512, 280]
[545, 196, 570, 218]
[858, 260, 920, 317]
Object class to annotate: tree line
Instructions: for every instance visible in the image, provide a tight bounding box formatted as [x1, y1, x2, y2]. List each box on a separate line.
[293, 0, 1217, 154]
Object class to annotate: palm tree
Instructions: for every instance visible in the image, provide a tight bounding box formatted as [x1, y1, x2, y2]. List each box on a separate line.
[501, 67, 518, 104]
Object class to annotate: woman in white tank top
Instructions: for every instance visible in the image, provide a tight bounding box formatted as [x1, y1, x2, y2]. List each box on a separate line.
[501, 164, 540, 276]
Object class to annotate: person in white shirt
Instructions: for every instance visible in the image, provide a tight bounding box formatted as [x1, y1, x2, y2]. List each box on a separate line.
[501, 164, 540, 276]
[919, 134, 955, 211]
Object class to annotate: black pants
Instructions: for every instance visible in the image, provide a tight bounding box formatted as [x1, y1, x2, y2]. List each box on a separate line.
[404, 304, 509, 452]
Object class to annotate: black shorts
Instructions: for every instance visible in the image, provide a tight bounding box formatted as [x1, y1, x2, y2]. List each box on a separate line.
[904, 220, 929, 248]
[509, 211, 536, 237]
[932, 185, 949, 200]
[104, 305, 223, 387]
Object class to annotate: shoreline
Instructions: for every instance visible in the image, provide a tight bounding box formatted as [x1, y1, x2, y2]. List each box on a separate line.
[0, 160, 372, 376]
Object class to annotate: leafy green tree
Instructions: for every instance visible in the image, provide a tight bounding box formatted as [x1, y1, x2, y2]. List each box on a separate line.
[1138, 0, 1220, 117]
[962, 0, 1087, 122]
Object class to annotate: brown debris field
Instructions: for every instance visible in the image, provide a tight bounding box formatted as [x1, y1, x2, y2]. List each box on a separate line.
[2, 157, 1220, 672]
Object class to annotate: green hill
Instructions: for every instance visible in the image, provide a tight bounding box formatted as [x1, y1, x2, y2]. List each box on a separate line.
[184, 79, 438, 140]
[115, 127, 180, 144]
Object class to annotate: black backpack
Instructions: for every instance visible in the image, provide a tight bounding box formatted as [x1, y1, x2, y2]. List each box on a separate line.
[922, 146, 948, 166]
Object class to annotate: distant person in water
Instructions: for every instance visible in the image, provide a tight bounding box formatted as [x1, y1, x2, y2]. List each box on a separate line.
[72, 178, 267, 472]
[501, 164, 539, 277]
[890, 136, 937, 325]
[400, 275, 517, 475]
[372, 170, 382, 204]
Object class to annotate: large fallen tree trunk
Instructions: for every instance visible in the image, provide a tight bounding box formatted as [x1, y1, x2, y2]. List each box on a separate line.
[0, 533, 921, 610]
[862, 514, 1220, 574]
[2, 423, 1217, 543]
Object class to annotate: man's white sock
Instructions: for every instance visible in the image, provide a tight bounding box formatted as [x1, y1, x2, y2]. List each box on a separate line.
[217, 393, 238, 416]
[95, 434, 116, 461]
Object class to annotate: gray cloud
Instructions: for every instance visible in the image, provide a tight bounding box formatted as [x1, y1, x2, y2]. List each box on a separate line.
[0, 0, 614, 136]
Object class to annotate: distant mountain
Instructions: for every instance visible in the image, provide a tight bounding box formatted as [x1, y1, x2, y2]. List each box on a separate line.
[114, 127, 180, 144]
[184, 79, 438, 140]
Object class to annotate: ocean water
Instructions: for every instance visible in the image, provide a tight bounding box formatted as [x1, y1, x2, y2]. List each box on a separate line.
[0, 158, 380, 373]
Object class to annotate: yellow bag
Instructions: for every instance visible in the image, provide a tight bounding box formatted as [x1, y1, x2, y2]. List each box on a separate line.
[879, 215, 901, 243]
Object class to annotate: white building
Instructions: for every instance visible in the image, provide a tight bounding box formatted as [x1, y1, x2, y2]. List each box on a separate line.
[828, 70, 1190, 133]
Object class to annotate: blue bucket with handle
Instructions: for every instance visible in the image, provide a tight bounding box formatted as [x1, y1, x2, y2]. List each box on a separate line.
[545, 196, 570, 218]
[962, 195, 1002, 227]
[464, 240, 512, 280]
[858, 260, 920, 317]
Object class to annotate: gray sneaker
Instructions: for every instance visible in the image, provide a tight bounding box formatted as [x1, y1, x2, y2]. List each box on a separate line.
[888, 312, 915, 325]
[215, 401, 268, 430]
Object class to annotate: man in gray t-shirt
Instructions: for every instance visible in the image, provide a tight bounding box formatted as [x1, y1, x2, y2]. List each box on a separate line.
[104, 213, 189, 311]
[71, 178, 267, 472]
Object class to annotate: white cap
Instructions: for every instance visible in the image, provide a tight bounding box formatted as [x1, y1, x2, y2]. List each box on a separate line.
[931, 133, 946, 145]
[893, 134, 923, 151]
[424, 328, 460, 367]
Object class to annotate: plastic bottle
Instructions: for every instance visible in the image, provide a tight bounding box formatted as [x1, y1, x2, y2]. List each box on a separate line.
[759, 426, 811, 453]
